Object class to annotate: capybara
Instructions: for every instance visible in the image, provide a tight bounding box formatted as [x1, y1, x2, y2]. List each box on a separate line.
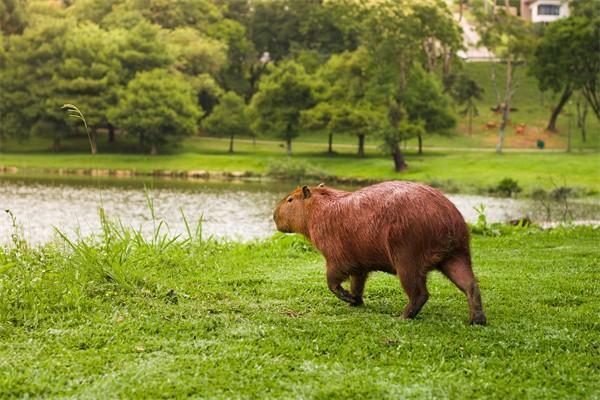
[273, 181, 486, 325]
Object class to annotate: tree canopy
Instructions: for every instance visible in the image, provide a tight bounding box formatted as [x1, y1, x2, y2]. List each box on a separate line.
[108, 69, 202, 154]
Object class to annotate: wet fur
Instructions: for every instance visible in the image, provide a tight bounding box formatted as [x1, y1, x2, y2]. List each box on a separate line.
[273, 181, 486, 325]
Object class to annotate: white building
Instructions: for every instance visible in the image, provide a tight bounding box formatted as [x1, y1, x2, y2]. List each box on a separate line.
[520, 1, 570, 23]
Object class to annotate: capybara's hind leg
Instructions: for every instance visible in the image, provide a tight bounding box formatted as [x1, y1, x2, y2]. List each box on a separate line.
[326, 267, 362, 306]
[397, 269, 429, 319]
[440, 256, 486, 325]
[349, 272, 368, 306]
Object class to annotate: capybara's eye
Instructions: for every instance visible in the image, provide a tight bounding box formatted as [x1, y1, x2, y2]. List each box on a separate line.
[287, 198, 293, 203]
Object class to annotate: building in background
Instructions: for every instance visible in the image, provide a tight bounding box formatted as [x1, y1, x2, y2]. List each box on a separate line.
[520, 0, 570, 23]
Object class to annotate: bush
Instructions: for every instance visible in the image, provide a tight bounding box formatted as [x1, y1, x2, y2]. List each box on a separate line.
[491, 178, 522, 197]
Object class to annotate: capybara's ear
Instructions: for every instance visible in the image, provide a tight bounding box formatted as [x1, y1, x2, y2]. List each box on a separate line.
[318, 183, 325, 188]
[302, 185, 311, 199]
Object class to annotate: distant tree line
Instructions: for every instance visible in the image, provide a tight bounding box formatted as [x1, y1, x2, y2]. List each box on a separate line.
[0, 0, 598, 169]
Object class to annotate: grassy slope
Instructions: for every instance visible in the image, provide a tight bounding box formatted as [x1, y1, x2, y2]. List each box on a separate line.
[0, 227, 599, 398]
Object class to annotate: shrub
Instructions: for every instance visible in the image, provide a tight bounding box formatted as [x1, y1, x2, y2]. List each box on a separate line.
[491, 178, 522, 197]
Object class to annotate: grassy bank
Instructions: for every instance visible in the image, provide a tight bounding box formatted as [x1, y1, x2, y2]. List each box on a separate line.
[0, 220, 599, 398]
[1, 140, 599, 195]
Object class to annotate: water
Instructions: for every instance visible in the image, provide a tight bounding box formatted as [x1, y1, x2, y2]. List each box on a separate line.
[1, 175, 598, 244]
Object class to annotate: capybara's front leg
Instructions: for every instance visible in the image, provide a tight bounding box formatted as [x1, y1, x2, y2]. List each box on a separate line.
[349, 272, 368, 306]
[326, 267, 361, 305]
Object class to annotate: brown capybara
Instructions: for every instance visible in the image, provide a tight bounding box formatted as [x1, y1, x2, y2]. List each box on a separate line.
[273, 181, 486, 325]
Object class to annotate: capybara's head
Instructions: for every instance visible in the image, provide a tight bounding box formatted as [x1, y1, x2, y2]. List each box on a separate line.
[273, 185, 314, 234]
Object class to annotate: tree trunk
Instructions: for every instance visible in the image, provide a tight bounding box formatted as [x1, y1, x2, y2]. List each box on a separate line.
[417, 134, 423, 155]
[327, 133, 333, 154]
[0, 132, 3, 152]
[567, 107, 572, 153]
[53, 137, 61, 152]
[150, 143, 158, 155]
[576, 96, 588, 142]
[442, 45, 452, 80]
[547, 85, 573, 132]
[459, 0, 463, 21]
[357, 134, 365, 157]
[392, 143, 408, 172]
[229, 134, 234, 153]
[497, 57, 514, 154]
[581, 82, 600, 120]
[139, 133, 145, 152]
[491, 62, 501, 106]
[108, 124, 115, 143]
[286, 137, 292, 156]
[468, 107, 473, 135]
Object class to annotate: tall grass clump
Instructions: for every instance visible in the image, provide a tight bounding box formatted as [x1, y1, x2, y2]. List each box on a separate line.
[0, 196, 211, 330]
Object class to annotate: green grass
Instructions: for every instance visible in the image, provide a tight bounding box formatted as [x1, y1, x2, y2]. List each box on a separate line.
[462, 62, 600, 150]
[1, 137, 599, 195]
[0, 217, 598, 398]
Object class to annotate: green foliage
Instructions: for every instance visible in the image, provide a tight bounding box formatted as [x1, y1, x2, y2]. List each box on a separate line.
[114, 20, 172, 82]
[244, 0, 359, 61]
[109, 69, 202, 154]
[249, 60, 316, 153]
[55, 22, 122, 130]
[491, 178, 522, 198]
[529, 13, 600, 118]
[202, 91, 250, 152]
[0, 0, 27, 34]
[0, 13, 71, 146]
[473, 2, 534, 61]
[401, 65, 456, 134]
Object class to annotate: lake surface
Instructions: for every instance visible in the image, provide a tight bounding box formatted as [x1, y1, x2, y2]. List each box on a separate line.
[1, 175, 598, 244]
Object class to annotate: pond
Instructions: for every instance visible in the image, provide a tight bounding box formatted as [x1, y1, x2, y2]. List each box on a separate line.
[1, 174, 598, 244]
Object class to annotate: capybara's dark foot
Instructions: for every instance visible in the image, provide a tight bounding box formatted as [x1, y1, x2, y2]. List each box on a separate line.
[348, 297, 364, 307]
[470, 313, 487, 326]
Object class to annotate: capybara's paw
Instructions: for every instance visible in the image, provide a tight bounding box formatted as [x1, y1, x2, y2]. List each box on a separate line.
[470, 313, 487, 326]
[348, 297, 364, 307]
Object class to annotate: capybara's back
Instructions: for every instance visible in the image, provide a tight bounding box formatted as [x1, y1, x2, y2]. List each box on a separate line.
[273, 181, 486, 325]
[309, 181, 470, 273]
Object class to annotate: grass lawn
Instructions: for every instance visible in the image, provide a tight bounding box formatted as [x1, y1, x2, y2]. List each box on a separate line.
[1, 136, 598, 195]
[0, 224, 598, 398]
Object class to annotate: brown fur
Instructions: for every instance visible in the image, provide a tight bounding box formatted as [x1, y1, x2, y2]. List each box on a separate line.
[273, 181, 486, 325]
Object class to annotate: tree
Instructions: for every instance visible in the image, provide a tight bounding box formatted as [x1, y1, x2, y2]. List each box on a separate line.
[164, 26, 227, 116]
[54, 22, 122, 151]
[0, 12, 71, 150]
[411, 0, 463, 79]
[244, 0, 358, 62]
[449, 73, 484, 135]
[529, 14, 600, 130]
[310, 47, 381, 157]
[202, 91, 250, 153]
[0, 0, 27, 35]
[474, 2, 533, 153]
[248, 61, 316, 155]
[401, 65, 456, 154]
[114, 20, 172, 82]
[125, 0, 221, 32]
[109, 69, 202, 154]
[301, 102, 382, 156]
[380, 101, 424, 172]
